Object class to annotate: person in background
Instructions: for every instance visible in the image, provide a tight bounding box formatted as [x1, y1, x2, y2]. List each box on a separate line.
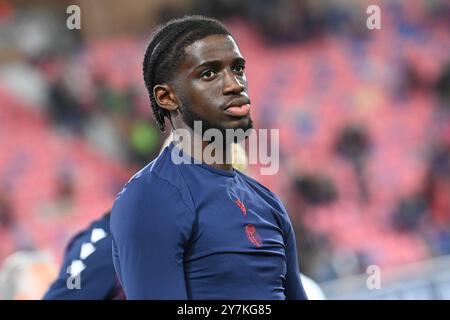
[0, 250, 58, 300]
[43, 211, 125, 300]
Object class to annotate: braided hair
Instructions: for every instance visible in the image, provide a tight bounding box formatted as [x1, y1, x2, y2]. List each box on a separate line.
[143, 15, 232, 132]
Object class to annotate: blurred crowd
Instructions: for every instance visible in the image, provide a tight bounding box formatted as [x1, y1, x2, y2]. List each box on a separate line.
[0, 0, 450, 296]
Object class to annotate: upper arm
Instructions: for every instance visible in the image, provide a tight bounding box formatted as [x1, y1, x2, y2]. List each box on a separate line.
[110, 175, 195, 299]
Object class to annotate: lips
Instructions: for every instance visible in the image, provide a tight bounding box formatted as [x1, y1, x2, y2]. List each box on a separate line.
[224, 103, 251, 117]
[224, 98, 251, 117]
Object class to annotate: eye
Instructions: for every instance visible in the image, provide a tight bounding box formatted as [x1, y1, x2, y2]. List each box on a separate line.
[233, 64, 245, 74]
[201, 70, 217, 80]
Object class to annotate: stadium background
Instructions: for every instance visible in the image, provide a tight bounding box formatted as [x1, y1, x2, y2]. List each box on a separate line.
[0, 0, 449, 299]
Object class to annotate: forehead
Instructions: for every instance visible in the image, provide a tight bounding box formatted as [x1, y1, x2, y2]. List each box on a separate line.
[182, 34, 243, 69]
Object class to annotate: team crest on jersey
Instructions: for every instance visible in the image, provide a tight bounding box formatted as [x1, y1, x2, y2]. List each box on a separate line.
[245, 224, 262, 247]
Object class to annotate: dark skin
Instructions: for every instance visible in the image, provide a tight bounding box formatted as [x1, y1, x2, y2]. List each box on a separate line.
[154, 34, 252, 171]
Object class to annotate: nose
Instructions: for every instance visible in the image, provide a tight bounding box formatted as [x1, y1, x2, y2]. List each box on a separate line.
[222, 70, 245, 95]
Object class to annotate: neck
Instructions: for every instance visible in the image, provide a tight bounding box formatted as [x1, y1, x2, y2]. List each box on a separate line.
[172, 125, 234, 172]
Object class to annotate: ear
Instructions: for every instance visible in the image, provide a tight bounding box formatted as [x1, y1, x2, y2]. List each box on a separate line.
[153, 84, 179, 112]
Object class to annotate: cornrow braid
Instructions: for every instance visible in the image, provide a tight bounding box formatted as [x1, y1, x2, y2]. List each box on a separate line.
[143, 15, 232, 132]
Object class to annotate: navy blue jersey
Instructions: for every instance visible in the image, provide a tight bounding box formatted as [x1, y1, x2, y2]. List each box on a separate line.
[111, 143, 307, 300]
[44, 213, 124, 300]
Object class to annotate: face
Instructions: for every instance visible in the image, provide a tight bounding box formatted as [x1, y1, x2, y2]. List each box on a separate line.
[171, 34, 253, 134]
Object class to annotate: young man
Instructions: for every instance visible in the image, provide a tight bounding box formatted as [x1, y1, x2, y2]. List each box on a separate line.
[111, 15, 307, 300]
[42, 143, 245, 300]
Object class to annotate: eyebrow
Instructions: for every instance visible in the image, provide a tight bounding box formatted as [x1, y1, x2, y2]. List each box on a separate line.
[193, 57, 246, 72]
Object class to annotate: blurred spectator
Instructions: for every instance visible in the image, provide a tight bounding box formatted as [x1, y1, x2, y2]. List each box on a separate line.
[127, 118, 160, 166]
[402, 61, 431, 94]
[435, 62, 450, 106]
[424, 143, 450, 225]
[399, 142, 450, 256]
[0, 189, 33, 257]
[55, 166, 75, 211]
[0, 189, 14, 230]
[293, 221, 337, 282]
[83, 110, 129, 162]
[391, 194, 428, 232]
[0, 61, 49, 110]
[330, 247, 366, 278]
[38, 165, 76, 218]
[334, 124, 371, 204]
[47, 73, 86, 134]
[0, 250, 58, 300]
[94, 76, 133, 115]
[293, 173, 338, 207]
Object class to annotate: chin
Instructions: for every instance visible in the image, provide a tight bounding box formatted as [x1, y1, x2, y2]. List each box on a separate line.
[219, 118, 254, 143]
[223, 116, 253, 131]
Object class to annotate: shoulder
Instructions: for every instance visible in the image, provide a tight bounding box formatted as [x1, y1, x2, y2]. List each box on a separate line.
[113, 147, 195, 216]
[111, 151, 196, 239]
[111, 173, 195, 231]
[65, 213, 111, 259]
